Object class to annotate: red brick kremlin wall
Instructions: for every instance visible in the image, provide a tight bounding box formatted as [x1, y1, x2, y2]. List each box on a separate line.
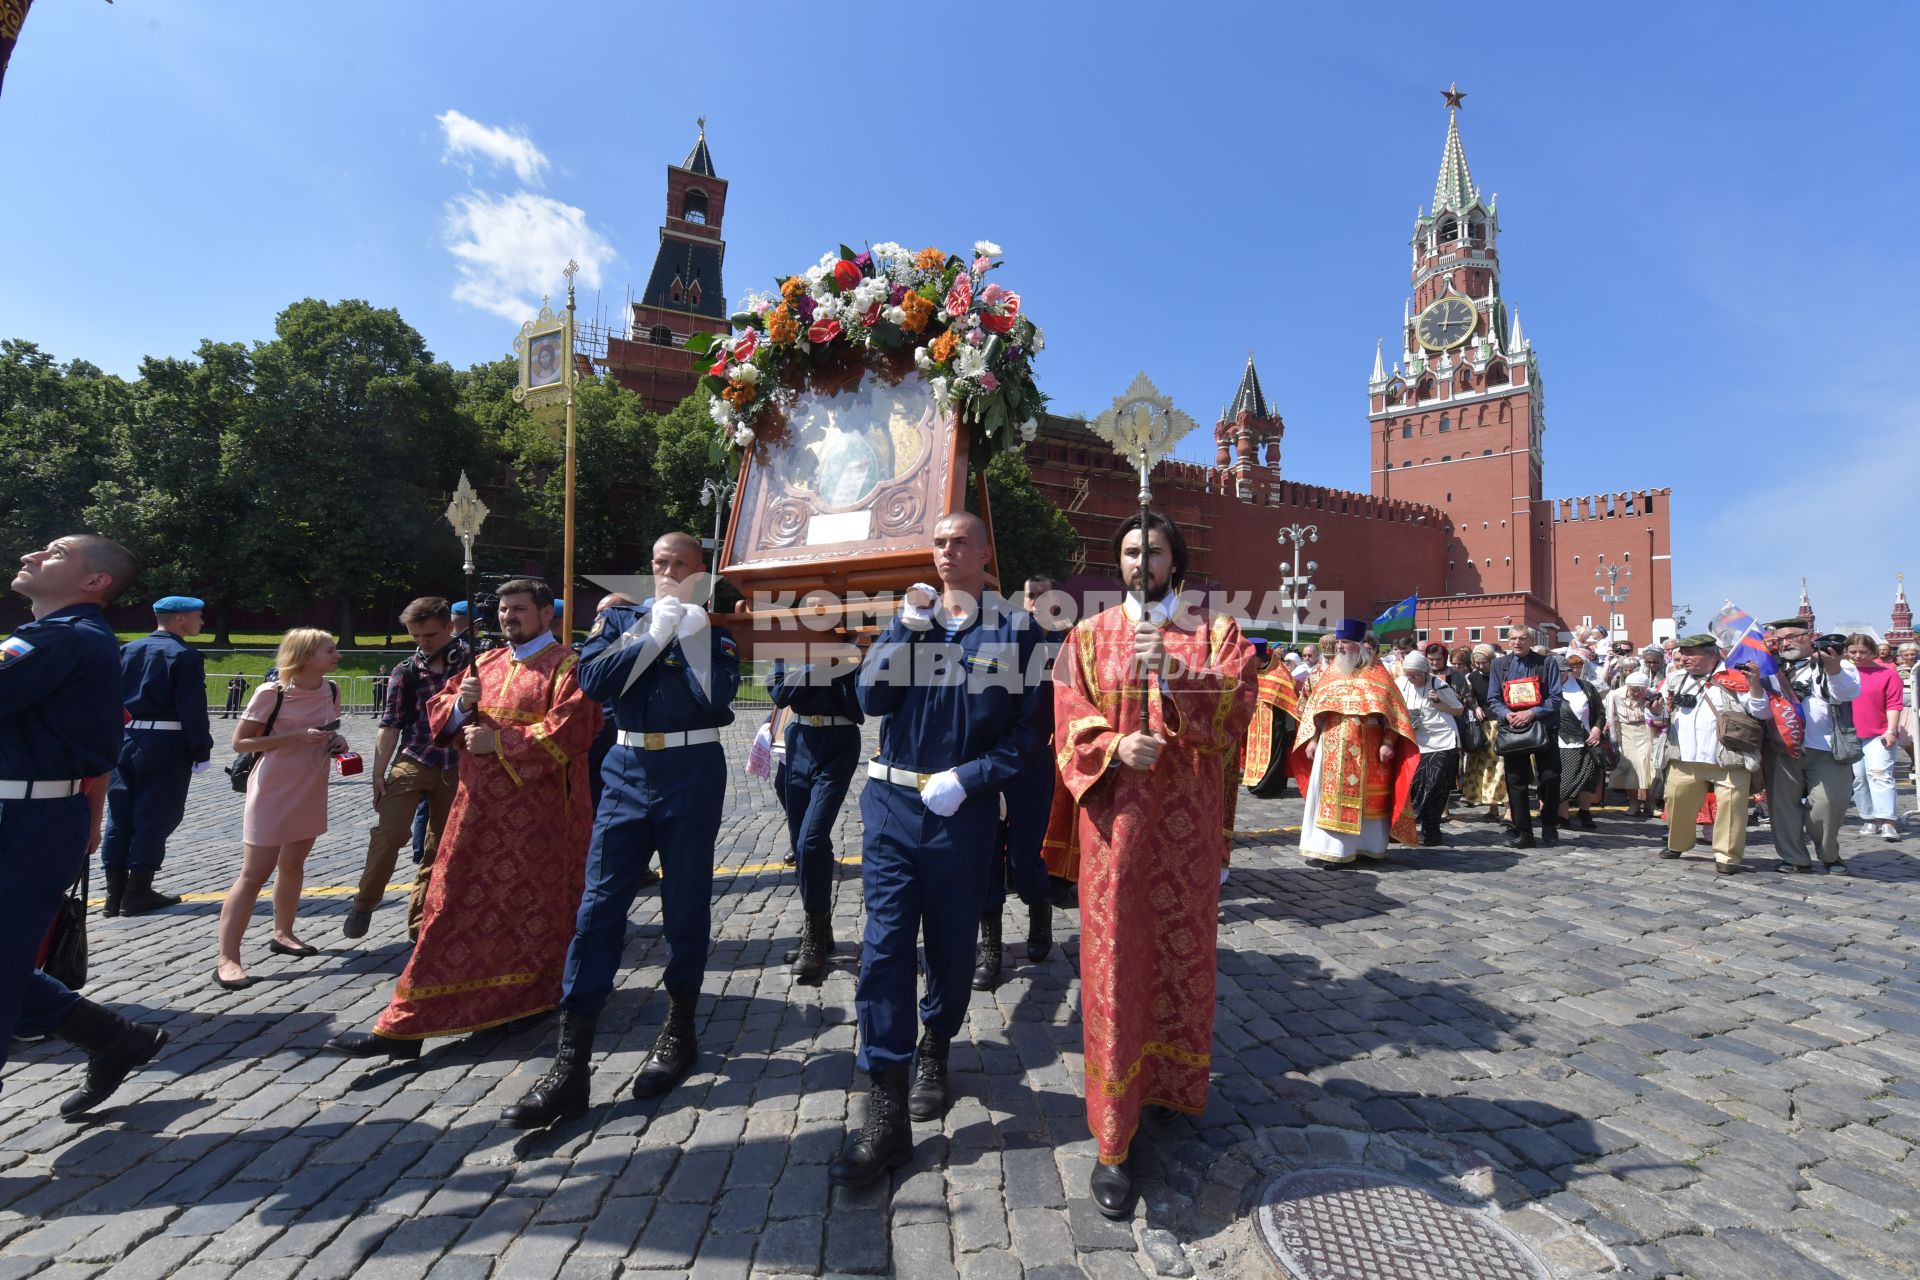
[1023, 417, 1449, 621]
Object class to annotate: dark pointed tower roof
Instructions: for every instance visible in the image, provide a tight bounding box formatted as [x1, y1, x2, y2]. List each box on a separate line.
[683, 118, 715, 176]
[1227, 354, 1270, 422]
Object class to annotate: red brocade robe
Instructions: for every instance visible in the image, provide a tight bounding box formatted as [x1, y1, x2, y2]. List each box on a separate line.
[1287, 661, 1419, 850]
[374, 641, 600, 1040]
[1049, 604, 1256, 1164]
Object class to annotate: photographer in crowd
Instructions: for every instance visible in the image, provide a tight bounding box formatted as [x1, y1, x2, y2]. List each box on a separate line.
[1660, 634, 1772, 873]
[1754, 620, 1861, 873]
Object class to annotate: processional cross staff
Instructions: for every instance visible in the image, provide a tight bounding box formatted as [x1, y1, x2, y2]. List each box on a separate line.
[444, 471, 489, 644]
[1090, 373, 1196, 708]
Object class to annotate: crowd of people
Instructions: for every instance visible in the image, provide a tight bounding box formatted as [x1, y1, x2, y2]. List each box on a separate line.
[3, 525, 1911, 1223]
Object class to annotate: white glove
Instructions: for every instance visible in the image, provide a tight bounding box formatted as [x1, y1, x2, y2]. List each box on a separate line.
[900, 583, 939, 631]
[191, 761, 211, 775]
[675, 602, 709, 640]
[919, 769, 966, 817]
[646, 597, 685, 645]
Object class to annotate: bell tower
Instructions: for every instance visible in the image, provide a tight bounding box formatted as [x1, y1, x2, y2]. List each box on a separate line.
[1369, 86, 1547, 604]
[603, 121, 731, 413]
[1214, 354, 1283, 500]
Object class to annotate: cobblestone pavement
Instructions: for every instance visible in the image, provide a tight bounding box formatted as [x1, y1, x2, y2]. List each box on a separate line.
[5, 716, 1920, 1279]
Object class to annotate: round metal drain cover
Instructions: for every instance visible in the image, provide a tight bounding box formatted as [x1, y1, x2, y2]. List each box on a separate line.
[1254, 1167, 1549, 1280]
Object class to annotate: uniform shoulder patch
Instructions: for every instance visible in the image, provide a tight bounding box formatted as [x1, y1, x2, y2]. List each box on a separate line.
[718, 636, 739, 657]
[0, 635, 36, 665]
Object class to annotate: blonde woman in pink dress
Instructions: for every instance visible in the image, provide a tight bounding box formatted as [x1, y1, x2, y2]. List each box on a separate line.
[214, 629, 347, 989]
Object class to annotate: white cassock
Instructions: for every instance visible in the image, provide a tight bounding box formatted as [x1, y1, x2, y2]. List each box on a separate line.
[1298, 747, 1390, 864]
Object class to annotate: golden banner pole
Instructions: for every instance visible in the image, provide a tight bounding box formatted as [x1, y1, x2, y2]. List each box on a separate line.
[561, 259, 579, 640]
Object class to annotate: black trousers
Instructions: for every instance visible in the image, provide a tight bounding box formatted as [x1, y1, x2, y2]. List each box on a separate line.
[1500, 743, 1560, 834]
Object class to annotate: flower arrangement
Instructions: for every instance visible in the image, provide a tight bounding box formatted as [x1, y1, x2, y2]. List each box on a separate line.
[691, 240, 1045, 468]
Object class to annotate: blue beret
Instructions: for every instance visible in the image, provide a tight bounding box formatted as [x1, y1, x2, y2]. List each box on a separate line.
[153, 595, 204, 613]
[553, 599, 564, 612]
[450, 601, 470, 615]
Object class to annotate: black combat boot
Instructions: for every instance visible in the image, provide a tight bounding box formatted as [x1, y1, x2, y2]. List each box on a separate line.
[829, 1064, 912, 1186]
[1026, 900, 1053, 963]
[52, 999, 170, 1119]
[907, 1029, 951, 1121]
[790, 909, 832, 985]
[502, 1013, 595, 1129]
[970, 911, 1003, 992]
[120, 870, 183, 915]
[102, 867, 128, 918]
[631, 995, 698, 1099]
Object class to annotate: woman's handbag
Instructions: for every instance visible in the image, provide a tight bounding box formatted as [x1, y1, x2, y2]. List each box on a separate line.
[224, 686, 285, 792]
[1462, 716, 1489, 753]
[1495, 717, 1549, 756]
[38, 861, 88, 991]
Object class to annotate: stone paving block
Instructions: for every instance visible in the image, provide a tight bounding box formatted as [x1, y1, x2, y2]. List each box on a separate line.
[294, 1212, 403, 1280]
[625, 1199, 709, 1271]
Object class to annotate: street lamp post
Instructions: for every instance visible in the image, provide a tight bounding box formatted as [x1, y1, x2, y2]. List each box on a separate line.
[699, 476, 736, 609]
[1276, 522, 1320, 645]
[444, 470, 490, 644]
[1595, 556, 1631, 638]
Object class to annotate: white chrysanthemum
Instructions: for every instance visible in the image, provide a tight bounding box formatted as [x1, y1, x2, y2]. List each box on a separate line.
[732, 424, 756, 447]
[804, 264, 829, 288]
[954, 346, 988, 382]
[733, 363, 759, 385]
[887, 306, 907, 326]
[708, 398, 733, 427]
[871, 241, 908, 263]
[1018, 418, 1039, 443]
[914, 346, 933, 371]
[973, 240, 1002, 259]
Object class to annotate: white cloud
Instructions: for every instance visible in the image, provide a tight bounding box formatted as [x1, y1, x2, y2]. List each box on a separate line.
[444, 191, 613, 322]
[436, 109, 549, 185]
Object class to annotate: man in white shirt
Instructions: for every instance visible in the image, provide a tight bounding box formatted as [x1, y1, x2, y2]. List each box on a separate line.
[1660, 634, 1771, 875]
[1755, 619, 1861, 873]
[1395, 651, 1464, 845]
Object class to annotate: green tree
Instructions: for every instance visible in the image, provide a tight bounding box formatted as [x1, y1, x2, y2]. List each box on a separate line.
[224, 299, 473, 642]
[652, 393, 731, 541]
[982, 449, 1077, 588]
[0, 339, 125, 557]
[85, 342, 254, 642]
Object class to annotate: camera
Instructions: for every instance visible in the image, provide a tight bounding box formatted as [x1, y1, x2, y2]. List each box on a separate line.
[1671, 693, 1698, 710]
[1811, 633, 1847, 656]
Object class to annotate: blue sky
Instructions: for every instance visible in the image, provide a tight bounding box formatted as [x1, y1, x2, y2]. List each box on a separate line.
[4, 3, 1915, 632]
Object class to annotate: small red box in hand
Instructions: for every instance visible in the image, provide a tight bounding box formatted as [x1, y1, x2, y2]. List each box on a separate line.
[334, 752, 364, 776]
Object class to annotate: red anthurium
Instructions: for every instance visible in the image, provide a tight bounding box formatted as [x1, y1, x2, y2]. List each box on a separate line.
[708, 358, 729, 377]
[979, 284, 1021, 334]
[806, 318, 842, 345]
[945, 274, 973, 317]
[832, 259, 863, 291]
[732, 329, 759, 361]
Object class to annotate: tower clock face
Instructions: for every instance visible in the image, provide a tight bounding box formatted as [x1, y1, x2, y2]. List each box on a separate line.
[1416, 295, 1477, 350]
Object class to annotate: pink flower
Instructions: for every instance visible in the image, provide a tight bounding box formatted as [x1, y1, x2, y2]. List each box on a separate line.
[978, 284, 1021, 335]
[973, 255, 992, 275]
[732, 329, 759, 361]
[832, 259, 863, 291]
[806, 318, 842, 345]
[980, 372, 999, 392]
[945, 273, 973, 318]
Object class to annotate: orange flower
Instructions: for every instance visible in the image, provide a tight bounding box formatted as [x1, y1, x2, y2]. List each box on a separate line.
[779, 276, 808, 302]
[767, 304, 799, 344]
[721, 382, 756, 408]
[899, 292, 934, 334]
[929, 330, 959, 364]
[915, 247, 946, 272]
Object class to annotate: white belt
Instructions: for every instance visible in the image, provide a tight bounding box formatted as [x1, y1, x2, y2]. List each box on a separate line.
[128, 720, 183, 731]
[867, 761, 934, 789]
[616, 728, 722, 750]
[0, 779, 86, 800]
[795, 715, 857, 728]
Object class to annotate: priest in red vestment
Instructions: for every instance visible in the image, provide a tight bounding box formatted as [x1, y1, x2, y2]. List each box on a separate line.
[327, 579, 600, 1059]
[1051, 513, 1256, 1219]
[1288, 620, 1419, 864]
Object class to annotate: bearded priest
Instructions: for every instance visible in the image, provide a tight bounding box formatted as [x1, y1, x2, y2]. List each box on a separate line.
[327, 578, 600, 1060]
[1288, 620, 1419, 865]
[1050, 512, 1256, 1219]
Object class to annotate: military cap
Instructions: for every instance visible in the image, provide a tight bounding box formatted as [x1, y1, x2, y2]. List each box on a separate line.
[152, 595, 204, 613]
[1763, 617, 1808, 631]
[1676, 633, 1720, 650]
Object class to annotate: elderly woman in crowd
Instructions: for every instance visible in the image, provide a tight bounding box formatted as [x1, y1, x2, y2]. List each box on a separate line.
[1554, 649, 1608, 831]
[1605, 671, 1661, 817]
[1458, 643, 1507, 822]
[1395, 650, 1465, 846]
[214, 628, 346, 990]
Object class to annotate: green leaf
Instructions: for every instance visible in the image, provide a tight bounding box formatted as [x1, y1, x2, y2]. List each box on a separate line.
[699, 374, 727, 397]
[708, 436, 725, 467]
[685, 333, 720, 356]
[839, 244, 858, 262]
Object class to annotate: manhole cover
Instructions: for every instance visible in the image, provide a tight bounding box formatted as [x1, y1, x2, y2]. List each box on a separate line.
[1254, 1167, 1549, 1280]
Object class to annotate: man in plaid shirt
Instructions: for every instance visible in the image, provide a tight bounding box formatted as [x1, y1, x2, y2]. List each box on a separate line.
[344, 597, 471, 942]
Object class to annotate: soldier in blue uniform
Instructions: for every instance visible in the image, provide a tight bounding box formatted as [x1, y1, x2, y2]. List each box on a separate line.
[2, 535, 175, 1117]
[830, 512, 1050, 1186]
[100, 594, 213, 916]
[504, 532, 739, 1128]
[973, 572, 1068, 991]
[769, 646, 864, 984]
